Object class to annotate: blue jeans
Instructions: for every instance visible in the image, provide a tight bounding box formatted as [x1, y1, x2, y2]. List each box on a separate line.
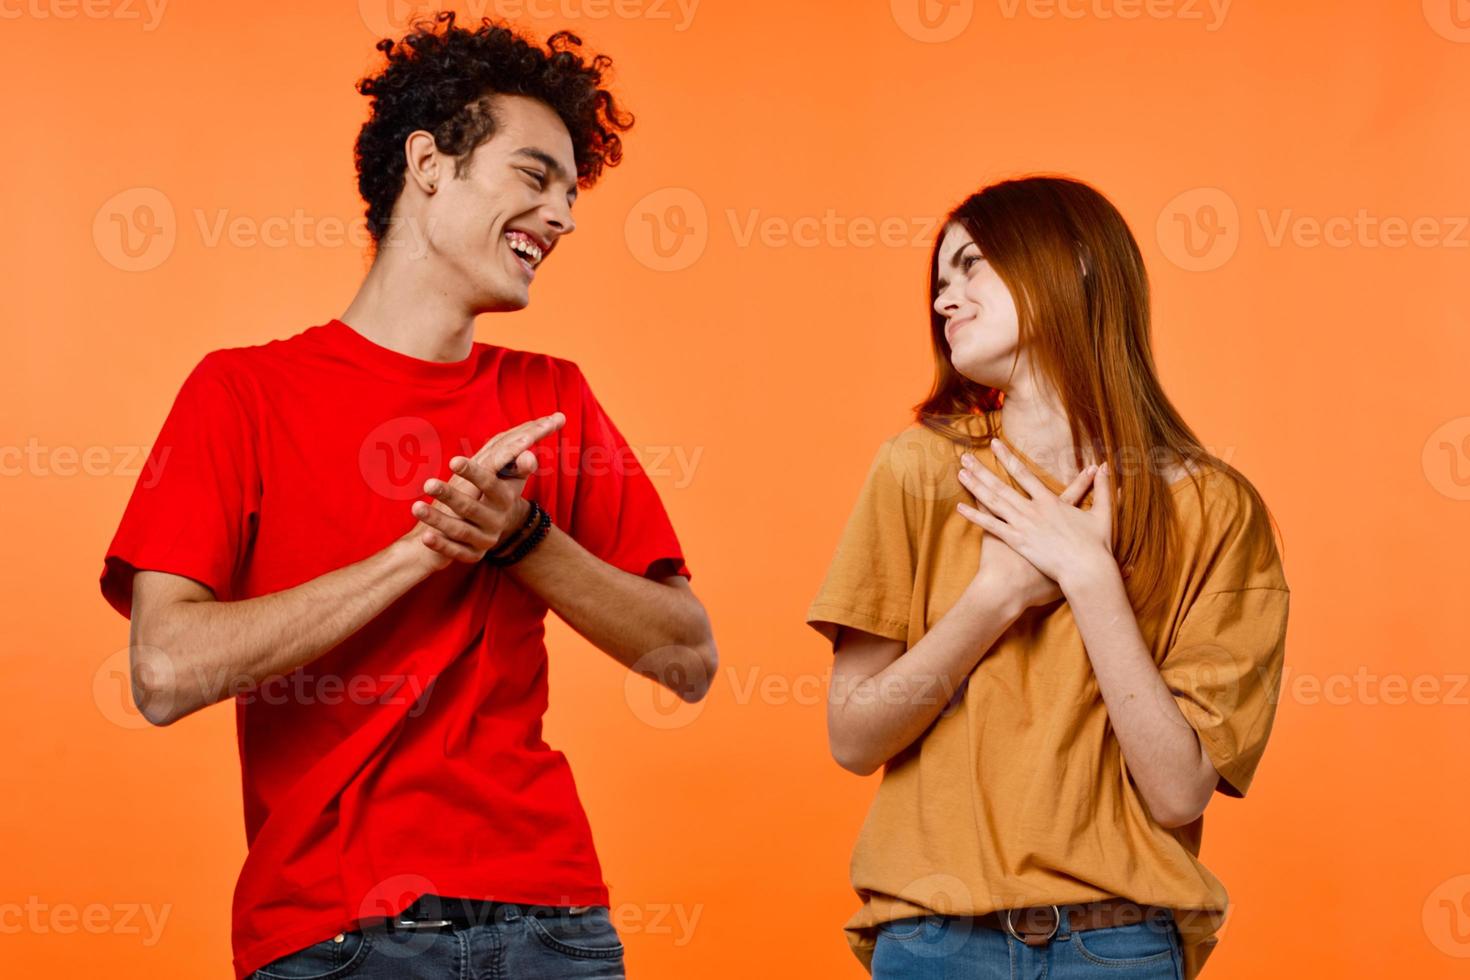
[872, 906, 1184, 980]
[249, 897, 624, 979]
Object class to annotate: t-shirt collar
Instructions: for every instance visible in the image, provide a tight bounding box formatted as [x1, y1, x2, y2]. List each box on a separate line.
[319, 317, 483, 388]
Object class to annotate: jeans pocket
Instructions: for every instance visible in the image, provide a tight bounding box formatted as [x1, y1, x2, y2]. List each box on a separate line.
[253, 929, 372, 979]
[878, 916, 930, 944]
[1070, 919, 1178, 968]
[526, 907, 625, 960]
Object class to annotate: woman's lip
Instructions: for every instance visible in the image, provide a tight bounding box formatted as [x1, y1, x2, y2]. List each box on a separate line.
[946, 315, 974, 341]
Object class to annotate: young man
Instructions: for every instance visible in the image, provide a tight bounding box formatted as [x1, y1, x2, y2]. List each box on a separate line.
[100, 14, 716, 979]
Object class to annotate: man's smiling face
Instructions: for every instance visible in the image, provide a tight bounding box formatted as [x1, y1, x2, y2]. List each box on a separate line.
[416, 94, 579, 313]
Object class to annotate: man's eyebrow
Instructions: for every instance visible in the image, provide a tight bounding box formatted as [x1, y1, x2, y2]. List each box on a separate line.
[512, 147, 578, 199]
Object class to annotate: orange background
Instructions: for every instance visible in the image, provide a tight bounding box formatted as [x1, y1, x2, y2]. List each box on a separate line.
[4, 0, 1469, 976]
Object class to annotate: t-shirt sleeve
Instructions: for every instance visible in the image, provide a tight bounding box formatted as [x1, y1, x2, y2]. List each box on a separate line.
[805, 434, 922, 646]
[1160, 585, 1289, 799]
[561, 366, 690, 581]
[99, 351, 262, 617]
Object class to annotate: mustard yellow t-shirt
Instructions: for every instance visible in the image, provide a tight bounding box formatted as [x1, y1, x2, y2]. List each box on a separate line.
[806, 412, 1289, 980]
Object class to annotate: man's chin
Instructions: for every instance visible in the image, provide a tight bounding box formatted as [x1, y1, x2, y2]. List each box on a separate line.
[473, 285, 532, 314]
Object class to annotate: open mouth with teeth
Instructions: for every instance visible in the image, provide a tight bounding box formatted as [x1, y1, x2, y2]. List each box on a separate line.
[504, 229, 545, 280]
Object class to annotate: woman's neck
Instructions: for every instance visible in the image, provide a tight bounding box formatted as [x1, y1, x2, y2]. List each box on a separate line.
[997, 381, 1094, 483]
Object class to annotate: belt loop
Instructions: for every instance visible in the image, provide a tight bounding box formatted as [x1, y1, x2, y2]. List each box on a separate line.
[418, 894, 445, 920]
[1054, 903, 1073, 940]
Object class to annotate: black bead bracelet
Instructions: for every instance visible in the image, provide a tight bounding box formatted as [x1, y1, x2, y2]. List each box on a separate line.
[484, 499, 541, 560]
[483, 501, 552, 568]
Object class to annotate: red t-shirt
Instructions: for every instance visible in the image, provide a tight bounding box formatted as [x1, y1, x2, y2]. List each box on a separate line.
[99, 318, 690, 979]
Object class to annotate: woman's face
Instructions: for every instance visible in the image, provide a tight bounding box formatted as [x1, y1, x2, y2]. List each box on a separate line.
[932, 221, 1023, 390]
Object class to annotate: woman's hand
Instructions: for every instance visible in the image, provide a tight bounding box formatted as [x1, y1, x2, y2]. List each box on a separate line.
[956, 441, 1115, 598]
[967, 531, 1070, 612]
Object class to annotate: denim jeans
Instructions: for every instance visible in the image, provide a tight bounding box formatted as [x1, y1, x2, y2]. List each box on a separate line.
[872, 905, 1184, 980]
[249, 898, 624, 979]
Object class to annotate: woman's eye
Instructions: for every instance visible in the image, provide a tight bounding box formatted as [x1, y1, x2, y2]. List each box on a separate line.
[962, 254, 980, 272]
[520, 168, 547, 187]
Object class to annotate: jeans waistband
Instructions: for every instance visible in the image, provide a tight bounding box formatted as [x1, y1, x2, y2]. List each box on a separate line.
[370, 894, 600, 932]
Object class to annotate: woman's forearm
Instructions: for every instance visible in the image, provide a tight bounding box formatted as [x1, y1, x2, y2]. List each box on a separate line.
[829, 580, 1025, 775]
[1063, 559, 1218, 827]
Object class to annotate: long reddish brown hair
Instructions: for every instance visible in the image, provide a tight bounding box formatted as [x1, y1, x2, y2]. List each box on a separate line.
[916, 175, 1278, 623]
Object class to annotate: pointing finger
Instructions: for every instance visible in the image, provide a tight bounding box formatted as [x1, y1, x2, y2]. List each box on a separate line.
[1058, 464, 1097, 507]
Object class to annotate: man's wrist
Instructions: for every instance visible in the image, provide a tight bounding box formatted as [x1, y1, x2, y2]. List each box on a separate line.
[489, 498, 535, 554]
[485, 500, 552, 568]
[386, 532, 442, 582]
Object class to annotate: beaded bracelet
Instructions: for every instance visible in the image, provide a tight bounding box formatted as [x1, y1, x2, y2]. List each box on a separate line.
[483, 500, 541, 560]
[484, 501, 552, 568]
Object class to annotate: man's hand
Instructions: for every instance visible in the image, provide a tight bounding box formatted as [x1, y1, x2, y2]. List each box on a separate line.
[404, 412, 566, 569]
[413, 412, 719, 707]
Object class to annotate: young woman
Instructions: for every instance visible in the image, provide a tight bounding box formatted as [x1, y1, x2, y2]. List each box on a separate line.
[807, 176, 1289, 980]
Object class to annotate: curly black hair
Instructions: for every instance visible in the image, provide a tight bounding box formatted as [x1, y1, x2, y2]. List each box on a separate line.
[353, 11, 634, 247]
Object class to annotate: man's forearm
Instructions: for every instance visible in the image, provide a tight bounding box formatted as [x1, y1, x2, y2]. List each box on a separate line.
[132, 536, 438, 725]
[506, 526, 716, 701]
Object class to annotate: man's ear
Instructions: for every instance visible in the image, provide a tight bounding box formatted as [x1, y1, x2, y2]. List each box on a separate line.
[403, 130, 442, 195]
